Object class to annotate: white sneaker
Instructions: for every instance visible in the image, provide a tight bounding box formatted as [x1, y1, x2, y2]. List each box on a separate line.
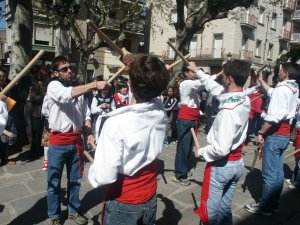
[286, 179, 292, 185]
[288, 184, 297, 190]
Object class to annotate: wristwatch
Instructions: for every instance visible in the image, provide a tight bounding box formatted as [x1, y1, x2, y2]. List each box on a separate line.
[258, 131, 264, 135]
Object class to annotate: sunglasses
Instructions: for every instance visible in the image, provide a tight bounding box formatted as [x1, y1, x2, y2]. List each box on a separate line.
[57, 66, 73, 73]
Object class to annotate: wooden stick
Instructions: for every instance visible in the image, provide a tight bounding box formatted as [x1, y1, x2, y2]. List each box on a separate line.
[3, 129, 13, 137]
[0, 50, 45, 95]
[256, 64, 268, 73]
[285, 148, 300, 159]
[250, 94, 264, 103]
[251, 147, 261, 170]
[86, 19, 123, 55]
[83, 150, 94, 163]
[167, 41, 189, 64]
[190, 128, 200, 149]
[169, 53, 191, 68]
[107, 65, 127, 84]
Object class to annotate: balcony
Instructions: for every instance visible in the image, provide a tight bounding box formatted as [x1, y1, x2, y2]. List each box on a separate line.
[282, 0, 296, 12]
[240, 14, 258, 29]
[103, 18, 145, 34]
[279, 29, 291, 40]
[240, 50, 254, 61]
[290, 33, 300, 45]
[292, 10, 300, 22]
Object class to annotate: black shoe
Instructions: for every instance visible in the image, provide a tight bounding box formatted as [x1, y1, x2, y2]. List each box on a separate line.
[68, 212, 88, 225]
[244, 203, 272, 216]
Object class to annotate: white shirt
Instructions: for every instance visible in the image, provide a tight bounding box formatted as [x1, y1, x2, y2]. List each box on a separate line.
[179, 79, 205, 108]
[0, 101, 8, 136]
[41, 94, 49, 118]
[263, 80, 298, 123]
[88, 98, 167, 188]
[295, 99, 300, 128]
[196, 70, 250, 162]
[47, 80, 91, 132]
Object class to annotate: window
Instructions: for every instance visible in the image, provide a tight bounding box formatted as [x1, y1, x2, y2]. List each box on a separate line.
[271, 13, 277, 30]
[259, 7, 265, 24]
[267, 44, 273, 60]
[213, 34, 223, 58]
[189, 37, 197, 57]
[168, 38, 176, 59]
[170, 9, 177, 24]
[255, 40, 262, 57]
[34, 24, 53, 46]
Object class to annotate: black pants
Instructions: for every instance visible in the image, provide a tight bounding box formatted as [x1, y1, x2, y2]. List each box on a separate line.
[30, 117, 43, 158]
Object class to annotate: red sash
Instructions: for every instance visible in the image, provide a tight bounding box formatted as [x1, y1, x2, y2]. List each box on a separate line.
[295, 128, 300, 157]
[114, 93, 128, 107]
[49, 131, 84, 176]
[178, 105, 199, 120]
[267, 120, 290, 136]
[106, 161, 157, 204]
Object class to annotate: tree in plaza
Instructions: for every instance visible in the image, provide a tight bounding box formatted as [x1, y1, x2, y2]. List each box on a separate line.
[36, 0, 147, 83]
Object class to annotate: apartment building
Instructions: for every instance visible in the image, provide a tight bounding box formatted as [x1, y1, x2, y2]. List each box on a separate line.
[150, 0, 297, 75]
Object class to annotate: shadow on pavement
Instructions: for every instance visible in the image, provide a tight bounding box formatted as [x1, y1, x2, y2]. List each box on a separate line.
[241, 166, 263, 202]
[156, 194, 182, 225]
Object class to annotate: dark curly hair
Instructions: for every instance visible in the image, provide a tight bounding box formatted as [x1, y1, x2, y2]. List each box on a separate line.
[129, 55, 170, 103]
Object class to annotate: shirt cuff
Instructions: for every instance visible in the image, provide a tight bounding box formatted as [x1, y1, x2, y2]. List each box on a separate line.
[196, 70, 210, 82]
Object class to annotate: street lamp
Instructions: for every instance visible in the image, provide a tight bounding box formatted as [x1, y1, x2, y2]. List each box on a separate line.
[227, 52, 232, 61]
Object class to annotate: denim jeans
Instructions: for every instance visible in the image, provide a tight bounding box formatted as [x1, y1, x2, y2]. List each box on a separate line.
[47, 144, 83, 219]
[206, 159, 244, 225]
[291, 157, 300, 188]
[260, 134, 290, 210]
[103, 194, 157, 225]
[175, 118, 197, 179]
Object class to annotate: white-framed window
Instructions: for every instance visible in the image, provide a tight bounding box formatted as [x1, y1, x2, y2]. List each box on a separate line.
[170, 9, 177, 24]
[34, 24, 53, 45]
[255, 40, 262, 57]
[259, 6, 265, 24]
[267, 44, 274, 60]
[168, 38, 176, 59]
[189, 36, 197, 57]
[271, 13, 277, 30]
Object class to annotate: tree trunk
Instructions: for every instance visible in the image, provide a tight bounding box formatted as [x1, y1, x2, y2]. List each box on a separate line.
[77, 52, 89, 84]
[9, 1, 33, 79]
[55, 26, 70, 57]
[8, 1, 33, 149]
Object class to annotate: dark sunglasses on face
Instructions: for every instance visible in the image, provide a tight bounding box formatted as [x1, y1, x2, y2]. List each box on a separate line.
[57, 66, 73, 73]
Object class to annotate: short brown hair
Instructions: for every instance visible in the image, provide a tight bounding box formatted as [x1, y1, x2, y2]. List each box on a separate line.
[223, 60, 251, 87]
[129, 55, 169, 103]
[51, 56, 71, 72]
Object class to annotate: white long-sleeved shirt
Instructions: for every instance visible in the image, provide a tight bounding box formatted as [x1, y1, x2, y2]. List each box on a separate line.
[179, 79, 205, 108]
[88, 98, 167, 187]
[47, 80, 91, 132]
[0, 101, 8, 136]
[262, 80, 298, 123]
[196, 70, 250, 162]
[41, 94, 49, 118]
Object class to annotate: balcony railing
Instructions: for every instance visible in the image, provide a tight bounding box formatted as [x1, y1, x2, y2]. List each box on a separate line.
[293, 10, 300, 20]
[282, 0, 296, 12]
[290, 33, 300, 44]
[279, 29, 291, 40]
[103, 18, 145, 33]
[163, 48, 226, 60]
[240, 50, 253, 61]
[240, 14, 258, 28]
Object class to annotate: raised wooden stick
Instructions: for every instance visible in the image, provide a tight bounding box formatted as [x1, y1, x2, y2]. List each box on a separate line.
[86, 19, 123, 55]
[250, 94, 264, 103]
[83, 150, 94, 163]
[0, 50, 45, 95]
[285, 148, 300, 159]
[190, 128, 200, 149]
[167, 41, 189, 64]
[169, 53, 191, 68]
[107, 65, 127, 84]
[256, 64, 268, 73]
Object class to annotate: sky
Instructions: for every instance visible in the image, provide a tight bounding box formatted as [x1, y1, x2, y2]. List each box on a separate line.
[0, 1, 6, 29]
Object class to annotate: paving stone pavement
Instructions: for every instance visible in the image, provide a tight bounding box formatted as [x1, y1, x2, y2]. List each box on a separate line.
[1, 128, 300, 225]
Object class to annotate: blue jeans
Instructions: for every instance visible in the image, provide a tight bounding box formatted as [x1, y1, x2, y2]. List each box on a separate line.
[206, 159, 244, 225]
[260, 134, 290, 210]
[291, 156, 300, 188]
[47, 144, 83, 219]
[175, 118, 197, 179]
[103, 194, 157, 225]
